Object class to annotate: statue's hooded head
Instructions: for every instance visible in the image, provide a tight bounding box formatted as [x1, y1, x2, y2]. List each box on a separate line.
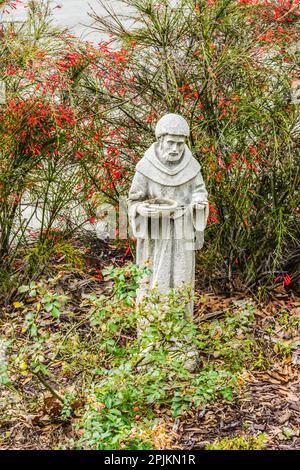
[155, 113, 190, 164]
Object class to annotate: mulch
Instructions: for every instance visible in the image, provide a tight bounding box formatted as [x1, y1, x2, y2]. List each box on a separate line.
[176, 376, 300, 449]
[176, 290, 300, 450]
[1, 237, 299, 450]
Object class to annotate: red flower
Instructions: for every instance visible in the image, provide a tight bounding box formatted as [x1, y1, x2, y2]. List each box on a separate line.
[75, 151, 84, 159]
[95, 403, 105, 412]
[218, 157, 227, 170]
[274, 273, 292, 286]
[124, 246, 131, 258]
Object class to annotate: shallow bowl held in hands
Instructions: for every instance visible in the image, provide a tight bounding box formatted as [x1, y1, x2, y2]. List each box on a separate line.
[139, 198, 178, 218]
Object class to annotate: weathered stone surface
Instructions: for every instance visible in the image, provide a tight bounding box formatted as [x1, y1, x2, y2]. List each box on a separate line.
[128, 113, 209, 313]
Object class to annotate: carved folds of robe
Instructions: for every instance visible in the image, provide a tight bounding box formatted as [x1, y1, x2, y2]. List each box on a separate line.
[128, 142, 209, 308]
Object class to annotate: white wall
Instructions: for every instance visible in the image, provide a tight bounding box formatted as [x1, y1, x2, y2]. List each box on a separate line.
[1, 0, 129, 42]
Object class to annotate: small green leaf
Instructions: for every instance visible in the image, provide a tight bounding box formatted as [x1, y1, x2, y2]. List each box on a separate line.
[51, 307, 61, 318]
[18, 285, 29, 293]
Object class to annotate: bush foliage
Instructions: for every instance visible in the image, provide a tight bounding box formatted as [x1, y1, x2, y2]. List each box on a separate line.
[0, 0, 299, 300]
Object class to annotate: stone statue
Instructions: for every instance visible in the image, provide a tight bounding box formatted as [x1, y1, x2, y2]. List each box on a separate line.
[128, 113, 209, 314]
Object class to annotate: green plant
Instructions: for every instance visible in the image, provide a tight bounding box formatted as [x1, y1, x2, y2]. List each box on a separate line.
[61, 392, 75, 421]
[18, 282, 68, 321]
[0, 339, 10, 385]
[273, 340, 293, 359]
[277, 310, 300, 328]
[74, 265, 239, 450]
[198, 302, 261, 371]
[4, 281, 70, 378]
[2, 257, 292, 450]
[206, 433, 267, 450]
[102, 263, 151, 306]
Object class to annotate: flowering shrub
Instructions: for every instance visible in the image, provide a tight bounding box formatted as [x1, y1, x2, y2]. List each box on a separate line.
[90, 0, 300, 293]
[0, 1, 131, 297]
[0, 0, 299, 298]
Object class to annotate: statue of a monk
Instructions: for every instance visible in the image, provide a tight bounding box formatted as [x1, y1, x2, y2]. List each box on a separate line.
[128, 113, 209, 313]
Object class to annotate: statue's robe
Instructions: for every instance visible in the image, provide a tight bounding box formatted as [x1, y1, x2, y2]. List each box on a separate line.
[128, 142, 209, 311]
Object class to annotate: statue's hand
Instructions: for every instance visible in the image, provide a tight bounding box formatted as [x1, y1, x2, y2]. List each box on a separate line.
[191, 201, 207, 210]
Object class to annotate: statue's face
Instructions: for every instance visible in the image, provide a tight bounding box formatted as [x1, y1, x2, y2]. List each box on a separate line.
[158, 134, 186, 163]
